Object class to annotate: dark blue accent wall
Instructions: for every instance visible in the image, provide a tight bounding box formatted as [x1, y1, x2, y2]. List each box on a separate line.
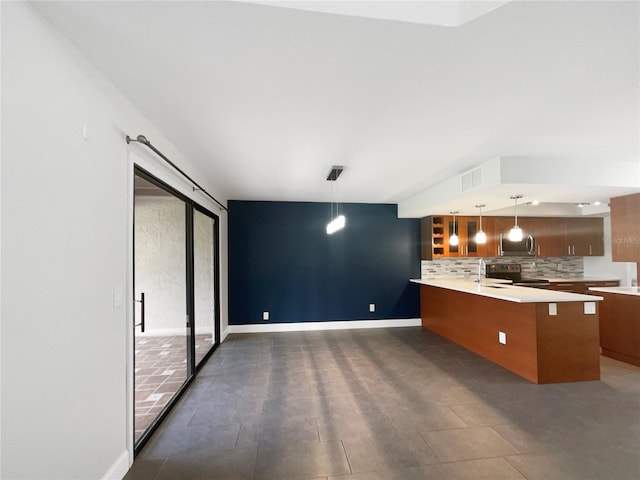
[228, 201, 420, 325]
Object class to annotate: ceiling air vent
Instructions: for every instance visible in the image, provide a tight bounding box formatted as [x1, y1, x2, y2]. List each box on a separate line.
[460, 167, 483, 192]
[326, 166, 344, 181]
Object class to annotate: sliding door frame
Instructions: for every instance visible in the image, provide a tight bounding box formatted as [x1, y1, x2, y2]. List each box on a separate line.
[133, 165, 221, 455]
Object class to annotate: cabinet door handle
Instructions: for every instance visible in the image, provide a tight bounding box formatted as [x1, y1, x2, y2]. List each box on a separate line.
[589, 245, 592, 255]
[568, 245, 571, 255]
[537, 245, 540, 255]
[572, 245, 575, 255]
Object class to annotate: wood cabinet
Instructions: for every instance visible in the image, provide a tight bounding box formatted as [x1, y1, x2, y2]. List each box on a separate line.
[444, 216, 482, 258]
[598, 291, 640, 366]
[611, 192, 640, 262]
[566, 217, 604, 256]
[421, 215, 605, 259]
[421, 216, 445, 260]
[525, 217, 565, 257]
[549, 280, 620, 294]
[526, 217, 603, 257]
[420, 284, 600, 383]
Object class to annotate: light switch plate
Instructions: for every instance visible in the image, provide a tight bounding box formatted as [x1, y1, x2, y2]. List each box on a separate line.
[584, 302, 596, 315]
[499, 331, 506, 344]
[548, 303, 557, 316]
[369, 303, 375, 312]
[263, 311, 269, 320]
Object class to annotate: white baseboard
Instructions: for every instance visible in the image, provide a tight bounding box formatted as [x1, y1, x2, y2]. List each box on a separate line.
[101, 449, 130, 480]
[221, 326, 231, 342]
[226, 318, 421, 334]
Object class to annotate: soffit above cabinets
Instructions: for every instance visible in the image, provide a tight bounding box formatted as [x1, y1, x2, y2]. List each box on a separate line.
[398, 157, 640, 218]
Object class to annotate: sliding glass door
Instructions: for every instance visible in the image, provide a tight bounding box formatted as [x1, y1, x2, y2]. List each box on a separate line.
[133, 167, 220, 451]
[133, 176, 188, 442]
[193, 209, 218, 366]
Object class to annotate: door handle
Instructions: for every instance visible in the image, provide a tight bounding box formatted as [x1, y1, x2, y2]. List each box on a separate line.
[135, 292, 145, 333]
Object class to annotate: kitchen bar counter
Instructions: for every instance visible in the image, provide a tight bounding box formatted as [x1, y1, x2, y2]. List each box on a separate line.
[416, 280, 602, 384]
[545, 276, 622, 283]
[589, 286, 640, 296]
[411, 278, 603, 303]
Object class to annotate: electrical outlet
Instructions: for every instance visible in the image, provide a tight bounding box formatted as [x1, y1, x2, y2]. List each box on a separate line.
[499, 331, 507, 344]
[369, 303, 375, 312]
[262, 311, 269, 321]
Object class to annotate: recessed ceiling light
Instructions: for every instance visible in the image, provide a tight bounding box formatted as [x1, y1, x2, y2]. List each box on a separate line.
[531, 200, 540, 206]
[593, 201, 601, 206]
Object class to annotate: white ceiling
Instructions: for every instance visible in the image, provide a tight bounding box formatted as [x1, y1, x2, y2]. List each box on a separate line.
[32, 1, 640, 216]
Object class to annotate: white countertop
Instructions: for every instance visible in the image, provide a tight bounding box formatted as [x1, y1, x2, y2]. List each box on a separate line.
[588, 286, 640, 297]
[411, 278, 603, 304]
[545, 277, 621, 283]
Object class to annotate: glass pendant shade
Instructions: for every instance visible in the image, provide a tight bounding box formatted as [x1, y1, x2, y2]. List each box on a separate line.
[509, 225, 523, 241]
[449, 211, 459, 246]
[475, 204, 486, 244]
[508, 195, 523, 242]
[326, 215, 345, 234]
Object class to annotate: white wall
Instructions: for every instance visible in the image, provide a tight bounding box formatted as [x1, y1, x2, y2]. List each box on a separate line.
[584, 215, 636, 286]
[0, 3, 228, 479]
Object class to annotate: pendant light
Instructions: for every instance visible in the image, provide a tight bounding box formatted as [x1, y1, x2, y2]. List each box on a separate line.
[508, 195, 523, 241]
[449, 211, 459, 246]
[326, 166, 346, 235]
[475, 204, 487, 244]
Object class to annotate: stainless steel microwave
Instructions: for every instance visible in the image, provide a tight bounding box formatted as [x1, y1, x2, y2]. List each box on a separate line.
[499, 232, 536, 256]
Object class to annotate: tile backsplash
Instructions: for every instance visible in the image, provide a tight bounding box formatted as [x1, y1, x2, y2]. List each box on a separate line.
[421, 256, 584, 280]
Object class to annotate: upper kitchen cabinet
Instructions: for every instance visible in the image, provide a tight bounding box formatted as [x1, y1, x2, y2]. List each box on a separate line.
[444, 215, 482, 257]
[492, 216, 521, 256]
[610, 192, 640, 262]
[421, 215, 605, 259]
[571, 217, 604, 256]
[421, 216, 446, 260]
[421, 215, 486, 259]
[526, 217, 604, 257]
[524, 217, 565, 257]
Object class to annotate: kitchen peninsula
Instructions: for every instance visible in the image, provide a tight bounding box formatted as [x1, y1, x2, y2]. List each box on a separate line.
[411, 279, 603, 384]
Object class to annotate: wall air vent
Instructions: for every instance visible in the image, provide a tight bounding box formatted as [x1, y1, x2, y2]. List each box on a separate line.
[461, 167, 483, 192]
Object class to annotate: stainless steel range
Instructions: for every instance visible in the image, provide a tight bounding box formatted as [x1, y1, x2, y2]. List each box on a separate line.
[486, 263, 550, 288]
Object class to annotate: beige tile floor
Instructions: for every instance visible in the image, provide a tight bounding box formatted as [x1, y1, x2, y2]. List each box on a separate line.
[134, 334, 214, 441]
[126, 327, 640, 479]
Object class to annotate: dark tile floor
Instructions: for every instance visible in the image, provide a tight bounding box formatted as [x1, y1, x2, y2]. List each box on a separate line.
[125, 327, 640, 480]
